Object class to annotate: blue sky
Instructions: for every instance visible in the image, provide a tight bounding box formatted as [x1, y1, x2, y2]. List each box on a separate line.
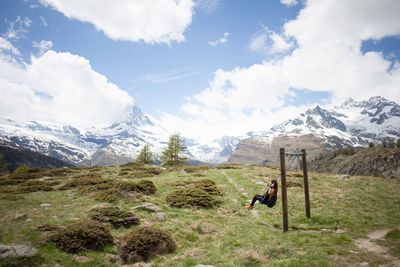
[1, 0, 400, 140]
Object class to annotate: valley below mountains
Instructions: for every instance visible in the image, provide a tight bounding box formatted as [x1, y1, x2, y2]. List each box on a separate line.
[0, 96, 399, 168]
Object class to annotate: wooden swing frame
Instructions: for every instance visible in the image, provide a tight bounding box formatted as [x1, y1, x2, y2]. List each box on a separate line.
[279, 148, 311, 232]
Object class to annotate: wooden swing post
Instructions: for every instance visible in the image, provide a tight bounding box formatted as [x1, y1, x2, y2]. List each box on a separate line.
[279, 148, 289, 232]
[301, 149, 311, 218]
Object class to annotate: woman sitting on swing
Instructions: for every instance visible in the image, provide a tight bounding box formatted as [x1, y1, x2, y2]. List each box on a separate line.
[246, 178, 278, 210]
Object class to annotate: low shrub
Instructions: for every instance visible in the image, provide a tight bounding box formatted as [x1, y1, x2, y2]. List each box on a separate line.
[118, 226, 176, 263]
[13, 165, 29, 174]
[195, 182, 222, 195]
[117, 180, 156, 195]
[9, 172, 44, 180]
[46, 168, 75, 177]
[72, 173, 99, 179]
[16, 180, 53, 193]
[92, 188, 120, 203]
[170, 179, 221, 195]
[216, 164, 241, 169]
[59, 178, 112, 190]
[46, 220, 113, 253]
[0, 255, 44, 267]
[120, 162, 144, 168]
[129, 169, 163, 178]
[37, 223, 63, 232]
[286, 181, 302, 188]
[291, 173, 303, 178]
[78, 182, 115, 193]
[89, 207, 139, 227]
[166, 187, 218, 208]
[0, 179, 22, 185]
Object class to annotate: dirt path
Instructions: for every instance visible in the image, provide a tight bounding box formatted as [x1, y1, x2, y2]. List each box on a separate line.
[222, 171, 258, 216]
[354, 228, 400, 266]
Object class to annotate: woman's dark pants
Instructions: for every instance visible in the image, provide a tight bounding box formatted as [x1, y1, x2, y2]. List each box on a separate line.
[251, 194, 264, 206]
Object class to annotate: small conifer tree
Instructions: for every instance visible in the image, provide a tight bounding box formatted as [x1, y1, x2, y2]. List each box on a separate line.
[14, 164, 29, 174]
[161, 134, 187, 166]
[382, 140, 387, 148]
[136, 145, 155, 164]
[368, 142, 374, 148]
[397, 138, 400, 148]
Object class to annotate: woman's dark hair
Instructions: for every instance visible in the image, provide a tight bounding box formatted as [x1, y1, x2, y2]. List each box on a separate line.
[270, 179, 278, 192]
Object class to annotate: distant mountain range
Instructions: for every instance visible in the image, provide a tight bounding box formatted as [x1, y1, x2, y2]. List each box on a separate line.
[229, 96, 400, 165]
[0, 96, 398, 167]
[0, 103, 240, 166]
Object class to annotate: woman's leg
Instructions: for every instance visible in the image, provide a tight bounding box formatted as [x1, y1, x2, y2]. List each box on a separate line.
[251, 194, 264, 206]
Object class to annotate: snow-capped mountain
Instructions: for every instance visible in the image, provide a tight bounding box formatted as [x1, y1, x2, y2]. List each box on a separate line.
[0, 103, 241, 166]
[184, 136, 244, 164]
[1, 96, 398, 167]
[257, 96, 399, 145]
[0, 103, 168, 166]
[229, 96, 400, 165]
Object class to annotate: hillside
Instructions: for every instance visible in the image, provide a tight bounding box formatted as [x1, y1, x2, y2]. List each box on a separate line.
[309, 146, 400, 178]
[0, 140, 72, 172]
[1, 164, 400, 266]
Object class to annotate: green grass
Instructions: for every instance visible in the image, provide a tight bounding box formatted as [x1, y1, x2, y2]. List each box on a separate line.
[0, 164, 400, 266]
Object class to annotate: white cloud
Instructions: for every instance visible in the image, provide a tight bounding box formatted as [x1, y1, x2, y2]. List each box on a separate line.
[40, 16, 48, 27]
[249, 26, 293, 54]
[269, 31, 293, 53]
[280, 0, 298, 7]
[162, 0, 400, 140]
[0, 37, 20, 55]
[196, 0, 220, 13]
[281, 0, 400, 103]
[208, 32, 230, 46]
[249, 33, 267, 53]
[32, 40, 53, 55]
[39, 0, 195, 44]
[0, 49, 133, 129]
[143, 69, 202, 84]
[3, 16, 31, 40]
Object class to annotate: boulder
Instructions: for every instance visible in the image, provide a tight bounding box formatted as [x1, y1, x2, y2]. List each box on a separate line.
[154, 212, 167, 221]
[0, 245, 38, 259]
[73, 255, 91, 263]
[13, 214, 26, 220]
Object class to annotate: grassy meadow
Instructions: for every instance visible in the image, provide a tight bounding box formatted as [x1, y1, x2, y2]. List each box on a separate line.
[0, 164, 400, 266]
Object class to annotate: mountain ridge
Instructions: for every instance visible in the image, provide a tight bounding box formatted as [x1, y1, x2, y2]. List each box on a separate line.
[0, 96, 398, 167]
[229, 96, 400, 166]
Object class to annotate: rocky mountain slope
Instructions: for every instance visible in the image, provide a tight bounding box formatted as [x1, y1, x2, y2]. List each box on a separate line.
[229, 96, 400, 166]
[309, 146, 400, 178]
[0, 139, 72, 172]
